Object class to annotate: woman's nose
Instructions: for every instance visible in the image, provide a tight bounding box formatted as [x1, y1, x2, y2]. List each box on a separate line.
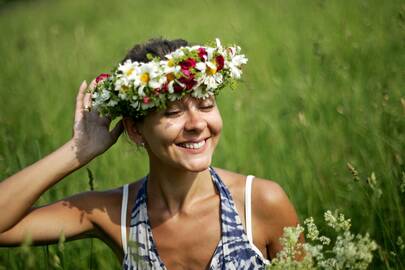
[184, 109, 207, 133]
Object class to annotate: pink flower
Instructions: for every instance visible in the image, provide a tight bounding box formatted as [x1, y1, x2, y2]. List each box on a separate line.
[95, 73, 110, 83]
[143, 96, 150, 104]
[182, 69, 191, 77]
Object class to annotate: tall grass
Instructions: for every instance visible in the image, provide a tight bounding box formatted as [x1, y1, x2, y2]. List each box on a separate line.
[0, 0, 404, 268]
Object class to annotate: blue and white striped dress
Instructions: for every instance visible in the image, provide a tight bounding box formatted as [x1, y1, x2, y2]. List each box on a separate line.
[122, 167, 271, 269]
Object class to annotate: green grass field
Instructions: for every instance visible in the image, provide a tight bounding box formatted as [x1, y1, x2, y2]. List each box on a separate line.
[0, 0, 404, 268]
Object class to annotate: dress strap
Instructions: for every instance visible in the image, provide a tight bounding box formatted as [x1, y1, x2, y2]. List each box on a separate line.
[245, 175, 270, 262]
[245, 175, 255, 243]
[121, 184, 129, 254]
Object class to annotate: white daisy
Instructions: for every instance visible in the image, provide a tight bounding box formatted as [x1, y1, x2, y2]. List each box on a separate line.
[203, 72, 223, 90]
[117, 60, 139, 81]
[226, 49, 248, 79]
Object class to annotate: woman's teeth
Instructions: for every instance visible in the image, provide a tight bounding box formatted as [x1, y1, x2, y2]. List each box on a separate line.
[179, 140, 206, 149]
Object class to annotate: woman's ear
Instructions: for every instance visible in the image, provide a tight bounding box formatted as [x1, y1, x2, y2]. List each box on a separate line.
[122, 117, 144, 146]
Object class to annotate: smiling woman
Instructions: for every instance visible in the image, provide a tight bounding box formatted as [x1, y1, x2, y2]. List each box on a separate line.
[123, 96, 222, 173]
[0, 38, 301, 270]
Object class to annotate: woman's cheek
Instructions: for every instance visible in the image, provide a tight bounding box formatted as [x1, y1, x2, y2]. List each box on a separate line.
[210, 110, 223, 136]
[155, 121, 184, 144]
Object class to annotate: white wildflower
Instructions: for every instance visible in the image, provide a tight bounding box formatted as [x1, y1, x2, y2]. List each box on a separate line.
[319, 236, 331, 246]
[203, 73, 223, 90]
[304, 217, 319, 241]
[117, 60, 139, 84]
[226, 45, 248, 79]
[136, 62, 162, 91]
[324, 210, 351, 232]
[267, 210, 377, 270]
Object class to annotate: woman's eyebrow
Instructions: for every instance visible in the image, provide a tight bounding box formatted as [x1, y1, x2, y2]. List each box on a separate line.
[165, 103, 181, 110]
[200, 97, 215, 104]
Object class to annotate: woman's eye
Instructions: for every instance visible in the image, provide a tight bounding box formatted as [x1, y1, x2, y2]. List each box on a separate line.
[164, 110, 181, 116]
[200, 104, 214, 110]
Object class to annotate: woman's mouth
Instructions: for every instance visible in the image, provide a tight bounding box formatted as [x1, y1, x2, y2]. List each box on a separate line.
[178, 140, 206, 149]
[176, 138, 209, 153]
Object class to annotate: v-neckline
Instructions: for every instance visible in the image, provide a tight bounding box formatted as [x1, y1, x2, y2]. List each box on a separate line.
[141, 169, 224, 270]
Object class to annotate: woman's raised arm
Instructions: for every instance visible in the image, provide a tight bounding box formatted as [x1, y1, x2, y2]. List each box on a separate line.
[0, 80, 123, 245]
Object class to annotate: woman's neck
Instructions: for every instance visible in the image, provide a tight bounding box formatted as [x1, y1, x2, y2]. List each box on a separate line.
[147, 163, 214, 216]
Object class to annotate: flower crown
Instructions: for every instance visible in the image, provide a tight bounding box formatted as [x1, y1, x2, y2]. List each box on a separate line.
[91, 39, 248, 119]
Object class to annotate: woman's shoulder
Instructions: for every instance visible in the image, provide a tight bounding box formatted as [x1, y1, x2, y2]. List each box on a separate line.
[82, 178, 145, 223]
[213, 167, 296, 223]
[212, 167, 285, 199]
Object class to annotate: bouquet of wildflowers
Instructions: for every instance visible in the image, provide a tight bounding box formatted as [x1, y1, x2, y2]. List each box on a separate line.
[267, 210, 378, 270]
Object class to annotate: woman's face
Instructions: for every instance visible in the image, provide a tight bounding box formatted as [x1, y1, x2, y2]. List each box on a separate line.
[138, 96, 222, 172]
[136, 95, 223, 172]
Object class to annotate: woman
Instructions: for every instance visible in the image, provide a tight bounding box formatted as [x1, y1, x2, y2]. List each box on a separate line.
[0, 38, 300, 269]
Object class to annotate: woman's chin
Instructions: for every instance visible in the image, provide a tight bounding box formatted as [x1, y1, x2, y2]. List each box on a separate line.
[178, 158, 212, 173]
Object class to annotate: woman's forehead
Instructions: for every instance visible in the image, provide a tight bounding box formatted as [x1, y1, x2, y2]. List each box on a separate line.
[167, 95, 215, 107]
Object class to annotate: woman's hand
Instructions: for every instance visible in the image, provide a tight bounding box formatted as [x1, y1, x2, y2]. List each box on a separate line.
[71, 80, 124, 164]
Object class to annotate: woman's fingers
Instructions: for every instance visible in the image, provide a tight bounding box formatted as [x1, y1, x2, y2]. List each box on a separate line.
[76, 80, 87, 108]
[75, 80, 88, 120]
[88, 79, 97, 92]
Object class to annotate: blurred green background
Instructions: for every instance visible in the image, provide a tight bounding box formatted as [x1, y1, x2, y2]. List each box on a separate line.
[0, 0, 404, 269]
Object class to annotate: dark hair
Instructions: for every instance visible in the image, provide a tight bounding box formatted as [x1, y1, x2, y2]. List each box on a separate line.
[122, 38, 189, 63]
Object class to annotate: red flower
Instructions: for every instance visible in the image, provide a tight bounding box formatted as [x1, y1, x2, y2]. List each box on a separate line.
[179, 58, 196, 71]
[173, 83, 183, 92]
[198, 48, 207, 61]
[215, 55, 224, 71]
[179, 75, 196, 90]
[96, 73, 110, 83]
[155, 83, 169, 95]
[174, 75, 196, 92]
